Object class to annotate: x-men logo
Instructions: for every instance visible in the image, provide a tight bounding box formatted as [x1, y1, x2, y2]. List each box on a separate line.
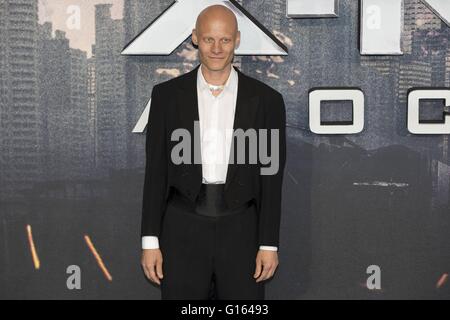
[125, 0, 450, 135]
[121, 0, 288, 56]
[122, 0, 450, 56]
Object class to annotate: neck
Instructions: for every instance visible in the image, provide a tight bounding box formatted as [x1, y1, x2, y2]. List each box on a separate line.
[200, 63, 232, 86]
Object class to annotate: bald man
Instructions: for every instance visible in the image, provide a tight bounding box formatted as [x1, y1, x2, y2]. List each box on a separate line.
[141, 4, 286, 300]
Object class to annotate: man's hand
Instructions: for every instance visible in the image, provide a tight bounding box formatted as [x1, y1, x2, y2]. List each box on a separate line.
[141, 249, 164, 285]
[253, 250, 279, 282]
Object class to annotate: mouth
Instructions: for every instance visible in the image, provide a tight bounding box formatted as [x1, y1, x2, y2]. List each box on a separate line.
[209, 57, 225, 60]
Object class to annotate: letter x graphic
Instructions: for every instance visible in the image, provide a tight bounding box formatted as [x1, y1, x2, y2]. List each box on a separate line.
[122, 0, 288, 56]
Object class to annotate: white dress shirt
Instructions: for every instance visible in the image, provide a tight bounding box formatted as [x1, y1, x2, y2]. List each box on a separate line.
[142, 64, 278, 251]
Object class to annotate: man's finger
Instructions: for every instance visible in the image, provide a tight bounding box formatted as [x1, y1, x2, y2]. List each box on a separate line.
[156, 259, 164, 279]
[256, 264, 271, 282]
[272, 263, 279, 276]
[149, 266, 160, 285]
[253, 259, 262, 278]
[144, 263, 159, 284]
[264, 266, 276, 281]
[266, 268, 275, 280]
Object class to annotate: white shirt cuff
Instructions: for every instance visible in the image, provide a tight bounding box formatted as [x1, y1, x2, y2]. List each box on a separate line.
[142, 236, 159, 249]
[259, 245, 278, 251]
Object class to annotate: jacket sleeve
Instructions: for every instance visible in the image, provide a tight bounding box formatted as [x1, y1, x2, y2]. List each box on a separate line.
[141, 84, 168, 238]
[258, 91, 286, 248]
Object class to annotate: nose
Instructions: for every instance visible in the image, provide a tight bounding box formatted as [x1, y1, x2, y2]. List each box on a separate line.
[211, 41, 222, 54]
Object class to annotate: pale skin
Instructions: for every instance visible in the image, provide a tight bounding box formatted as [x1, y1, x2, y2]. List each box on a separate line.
[142, 5, 279, 286]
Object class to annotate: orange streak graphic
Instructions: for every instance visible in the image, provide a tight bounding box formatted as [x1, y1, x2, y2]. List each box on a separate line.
[84, 235, 113, 282]
[436, 273, 448, 289]
[26, 225, 40, 270]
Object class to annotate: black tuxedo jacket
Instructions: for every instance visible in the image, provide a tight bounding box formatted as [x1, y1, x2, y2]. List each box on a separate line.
[141, 64, 286, 247]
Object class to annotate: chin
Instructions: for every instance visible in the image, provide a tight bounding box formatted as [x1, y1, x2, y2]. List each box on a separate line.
[205, 61, 229, 71]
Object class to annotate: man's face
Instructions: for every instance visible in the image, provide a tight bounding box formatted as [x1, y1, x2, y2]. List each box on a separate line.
[192, 17, 240, 72]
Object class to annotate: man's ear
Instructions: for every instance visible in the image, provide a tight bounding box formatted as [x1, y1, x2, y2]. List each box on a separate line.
[235, 30, 241, 49]
[192, 29, 198, 45]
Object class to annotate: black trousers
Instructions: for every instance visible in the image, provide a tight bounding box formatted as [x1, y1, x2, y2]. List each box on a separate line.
[159, 184, 265, 300]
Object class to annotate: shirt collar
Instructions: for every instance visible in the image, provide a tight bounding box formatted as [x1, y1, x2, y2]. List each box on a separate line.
[197, 63, 237, 95]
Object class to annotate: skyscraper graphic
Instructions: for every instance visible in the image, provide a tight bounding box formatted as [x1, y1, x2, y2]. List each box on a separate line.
[398, 60, 432, 104]
[38, 22, 91, 182]
[411, 26, 449, 86]
[38, 24, 70, 183]
[0, 0, 42, 200]
[95, 4, 127, 175]
[403, 0, 443, 54]
[87, 45, 97, 168]
[446, 45, 450, 87]
[68, 47, 90, 179]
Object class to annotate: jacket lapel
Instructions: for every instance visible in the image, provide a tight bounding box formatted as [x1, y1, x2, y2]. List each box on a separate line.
[176, 65, 202, 179]
[176, 63, 260, 190]
[225, 67, 259, 191]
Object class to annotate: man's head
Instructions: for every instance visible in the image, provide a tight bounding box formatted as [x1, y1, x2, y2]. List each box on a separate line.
[192, 5, 240, 72]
